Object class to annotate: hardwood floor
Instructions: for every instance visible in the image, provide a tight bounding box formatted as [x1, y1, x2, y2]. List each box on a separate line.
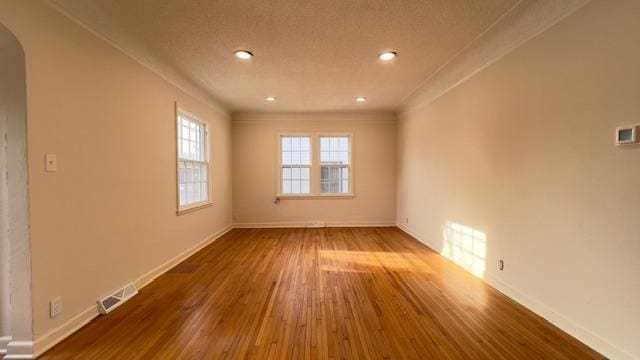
[41, 227, 603, 359]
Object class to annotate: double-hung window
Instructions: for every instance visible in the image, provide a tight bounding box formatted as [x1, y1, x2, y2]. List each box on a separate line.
[177, 110, 210, 211]
[278, 133, 352, 197]
[280, 136, 311, 195]
[320, 136, 351, 194]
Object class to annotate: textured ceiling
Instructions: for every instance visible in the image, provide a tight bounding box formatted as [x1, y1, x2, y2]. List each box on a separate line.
[50, 0, 520, 112]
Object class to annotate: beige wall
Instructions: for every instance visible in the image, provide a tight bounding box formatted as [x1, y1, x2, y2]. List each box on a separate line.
[397, 1, 640, 358]
[233, 112, 396, 226]
[0, 0, 233, 349]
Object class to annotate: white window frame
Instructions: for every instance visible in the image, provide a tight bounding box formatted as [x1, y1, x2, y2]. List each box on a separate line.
[176, 105, 212, 214]
[276, 132, 354, 199]
[277, 133, 313, 197]
[319, 134, 353, 195]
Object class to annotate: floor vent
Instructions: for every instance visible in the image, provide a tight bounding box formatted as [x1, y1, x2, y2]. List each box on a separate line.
[97, 283, 138, 314]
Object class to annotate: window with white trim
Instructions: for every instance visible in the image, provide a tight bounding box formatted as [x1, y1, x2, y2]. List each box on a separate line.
[177, 111, 209, 210]
[320, 136, 351, 194]
[280, 136, 311, 194]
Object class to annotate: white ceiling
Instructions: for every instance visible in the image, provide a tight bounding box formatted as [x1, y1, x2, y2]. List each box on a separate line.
[50, 0, 524, 112]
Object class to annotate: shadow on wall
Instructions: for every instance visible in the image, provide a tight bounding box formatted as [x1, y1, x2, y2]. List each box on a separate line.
[442, 221, 487, 278]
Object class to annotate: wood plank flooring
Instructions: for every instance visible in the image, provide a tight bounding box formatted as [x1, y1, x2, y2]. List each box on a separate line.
[41, 227, 604, 359]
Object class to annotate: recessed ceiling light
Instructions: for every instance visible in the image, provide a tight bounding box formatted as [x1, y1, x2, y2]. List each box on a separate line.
[378, 51, 397, 61]
[265, 96, 277, 102]
[234, 50, 253, 60]
[355, 96, 367, 103]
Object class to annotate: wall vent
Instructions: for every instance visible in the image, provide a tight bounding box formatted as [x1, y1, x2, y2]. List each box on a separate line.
[97, 283, 138, 315]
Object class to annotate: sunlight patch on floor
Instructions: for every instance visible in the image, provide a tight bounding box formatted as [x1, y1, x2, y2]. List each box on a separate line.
[320, 250, 431, 273]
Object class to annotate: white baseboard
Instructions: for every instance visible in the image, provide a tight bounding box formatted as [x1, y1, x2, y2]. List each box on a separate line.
[484, 275, 633, 360]
[0, 335, 12, 355]
[30, 223, 234, 358]
[4, 341, 34, 359]
[233, 220, 396, 228]
[134, 224, 233, 289]
[31, 305, 98, 358]
[395, 222, 634, 360]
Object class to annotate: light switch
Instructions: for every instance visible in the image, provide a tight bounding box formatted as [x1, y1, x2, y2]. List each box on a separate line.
[50, 296, 63, 318]
[45, 154, 57, 172]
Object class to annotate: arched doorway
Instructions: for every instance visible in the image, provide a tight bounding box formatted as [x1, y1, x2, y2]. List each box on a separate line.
[0, 22, 33, 358]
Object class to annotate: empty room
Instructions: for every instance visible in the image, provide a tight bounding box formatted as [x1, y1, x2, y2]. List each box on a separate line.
[0, 0, 638, 359]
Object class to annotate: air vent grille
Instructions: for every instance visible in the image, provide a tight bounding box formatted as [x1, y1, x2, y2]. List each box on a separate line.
[97, 283, 138, 315]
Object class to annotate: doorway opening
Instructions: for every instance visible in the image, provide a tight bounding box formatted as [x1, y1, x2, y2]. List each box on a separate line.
[0, 22, 33, 358]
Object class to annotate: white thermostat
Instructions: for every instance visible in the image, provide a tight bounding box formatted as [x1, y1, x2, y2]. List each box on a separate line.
[615, 125, 638, 146]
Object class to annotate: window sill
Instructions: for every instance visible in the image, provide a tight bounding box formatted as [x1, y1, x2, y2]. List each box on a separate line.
[276, 194, 355, 200]
[177, 202, 213, 215]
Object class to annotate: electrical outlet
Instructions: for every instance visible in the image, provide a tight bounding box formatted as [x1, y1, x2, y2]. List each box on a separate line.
[499, 259, 505, 271]
[50, 296, 63, 318]
[405, 217, 409, 224]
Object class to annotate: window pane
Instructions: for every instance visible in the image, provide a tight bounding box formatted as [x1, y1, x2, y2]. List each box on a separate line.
[330, 167, 339, 181]
[301, 137, 310, 151]
[181, 140, 189, 158]
[339, 137, 348, 151]
[201, 183, 208, 200]
[301, 167, 310, 180]
[193, 166, 200, 182]
[177, 112, 210, 208]
[320, 136, 350, 165]
[321, 164, 350, 194]
[292, 180, 301, 193]
[281, 137, 311, 195]
[320, 151, 329, 163]
[293, 137, 301, 151]
[320, 137, 329, 149]
[282, 137, 291, 151]
[178, 162, 185, 183]
[282, 152, 292, 165]
[194, 182, 201, 201]
[185, 163, 193, 182]
[301, 180, 310, 194]
[201, 164, 208, 181]
[190, 142, 197, 159]
[179, 184, 186, 205]
[301, 152, 311, 165]
[291, 151, 301, 164]
[291, 167, 301, 180]
[329, 182, 338, 193]
[330, 137, 339, 150]
[186, 183, 194, 204]
[340, 152, 349, 164]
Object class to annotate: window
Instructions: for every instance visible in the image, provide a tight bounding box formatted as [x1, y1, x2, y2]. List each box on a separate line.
[277, 133, 353, 197]
[177, 110, 210, 211]
[280, 136, 311, 194]
[320, 136, 350, 194]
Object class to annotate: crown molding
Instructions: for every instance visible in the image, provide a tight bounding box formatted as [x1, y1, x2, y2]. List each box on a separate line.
[45, 1, 229, 117]
[232, 111, 397, 124]
[400, 0, 591, 116]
